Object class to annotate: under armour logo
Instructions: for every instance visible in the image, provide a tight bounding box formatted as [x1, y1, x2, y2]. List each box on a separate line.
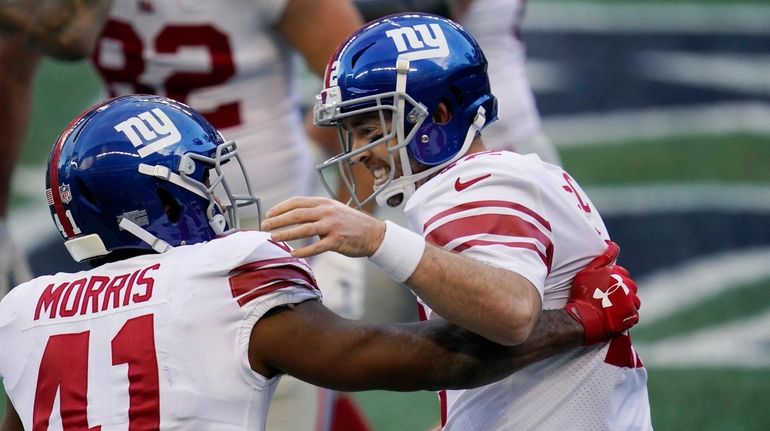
[385, 24, 449, 61]
[114, 108, 181, 158]
[593, 274, 630, 308]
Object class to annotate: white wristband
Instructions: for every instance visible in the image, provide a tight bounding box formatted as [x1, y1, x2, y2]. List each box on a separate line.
[368, 220, 426, 283]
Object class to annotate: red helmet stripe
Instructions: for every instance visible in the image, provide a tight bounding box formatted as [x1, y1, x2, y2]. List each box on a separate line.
[48, 113, 88, 238]
[48, 98, 117, 238]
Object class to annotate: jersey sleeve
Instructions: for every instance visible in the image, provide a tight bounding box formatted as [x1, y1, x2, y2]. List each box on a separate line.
[226, 231, 321, 319]
[413, 153, 554, 299]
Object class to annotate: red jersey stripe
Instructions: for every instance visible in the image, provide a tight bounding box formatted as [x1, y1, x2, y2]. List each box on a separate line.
[423, 200, 551, 233]
[453, 239, 552, 272]
[439, 389, 448, 428]
[604, 334, 644, 369]
[229, 265, 317, 298]
[425, 213, 552, 253]
[416, 303, 428, 322]
[229, 258, 319, 307]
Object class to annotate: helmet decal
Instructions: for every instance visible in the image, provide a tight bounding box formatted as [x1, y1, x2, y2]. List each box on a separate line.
[385, 23, 449, 60]
[113, 108, 182, 157]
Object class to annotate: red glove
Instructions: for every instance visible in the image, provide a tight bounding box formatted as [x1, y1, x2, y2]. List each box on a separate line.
[564, 242, 641, 345]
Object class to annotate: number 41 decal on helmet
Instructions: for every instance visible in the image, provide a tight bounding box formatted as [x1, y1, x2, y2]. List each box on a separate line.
[47, 186, 82, 238]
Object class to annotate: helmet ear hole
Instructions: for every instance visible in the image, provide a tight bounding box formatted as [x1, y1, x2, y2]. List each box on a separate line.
[433, 100, 453, 125]
[157, 188, 181, 223]
[440, 86, 464, 116]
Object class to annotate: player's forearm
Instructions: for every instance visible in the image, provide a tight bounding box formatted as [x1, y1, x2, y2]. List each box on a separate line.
[0, 0, 111, 60]
[300, 311, 568, 391]
[255, 301, 579, 393]
[261, 200, 540, 344]
[439, 310, 583, 390]
[391, 310, 583, 391]
[406, 243, 541, 346]
[0, 38, 39, 216]
[278, 0, 363, 77]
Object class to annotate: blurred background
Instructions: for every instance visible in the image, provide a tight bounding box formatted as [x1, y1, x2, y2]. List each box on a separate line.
[3, 0, 770, 430]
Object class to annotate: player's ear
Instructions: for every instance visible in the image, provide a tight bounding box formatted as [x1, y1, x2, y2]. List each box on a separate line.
[433, 101, 452, 125]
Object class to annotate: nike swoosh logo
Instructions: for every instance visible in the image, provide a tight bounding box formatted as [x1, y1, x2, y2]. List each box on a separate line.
[454, 174, 491, 192]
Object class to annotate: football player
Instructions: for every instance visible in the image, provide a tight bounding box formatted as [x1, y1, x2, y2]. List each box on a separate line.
[262, 13, 652, 430]
[0, 94, 639, 431]
[0, 1, 371, 428]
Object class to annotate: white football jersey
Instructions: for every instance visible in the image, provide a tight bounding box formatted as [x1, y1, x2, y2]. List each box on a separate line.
[0, 231, 321, 431]
[405, 151, 652, 430]
[90, 0, 314, 211]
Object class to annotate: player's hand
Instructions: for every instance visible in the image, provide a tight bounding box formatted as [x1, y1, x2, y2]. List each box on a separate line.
[261, 196, 386, 258]
[564, 242, 641, 345]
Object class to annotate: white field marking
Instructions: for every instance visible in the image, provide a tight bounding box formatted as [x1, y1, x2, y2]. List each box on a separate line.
[525, 2, 770, 35]
[634, 247, 770, 367]
[543, 102, 770, 147]
[635, 309, 770, 368]
[636, 247, 770, 327]
[585, 184, 770, 215]
[636, 51, 770, 97]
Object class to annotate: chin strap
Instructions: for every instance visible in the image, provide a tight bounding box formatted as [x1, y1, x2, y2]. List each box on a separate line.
[118, 217, 172, 254]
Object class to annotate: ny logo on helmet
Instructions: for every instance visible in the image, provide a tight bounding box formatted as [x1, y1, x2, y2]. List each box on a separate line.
[114, 108, 181, 158]
[385, 24, 449, 61]
[593, 274, 630, 308]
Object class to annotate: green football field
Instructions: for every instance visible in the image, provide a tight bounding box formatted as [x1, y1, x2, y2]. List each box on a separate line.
[4, 3, 770, 428]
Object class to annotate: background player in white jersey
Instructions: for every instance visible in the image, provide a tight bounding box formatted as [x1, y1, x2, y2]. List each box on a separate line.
[353, 0, 561, 164]
[0, 1, 371, 428]
[0, 94, 640, 431]
[261, 14, 652, 429]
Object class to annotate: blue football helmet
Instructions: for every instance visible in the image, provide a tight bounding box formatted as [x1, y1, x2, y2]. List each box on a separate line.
[314, 13, 497, 208]
[46, 95, 260, 262]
